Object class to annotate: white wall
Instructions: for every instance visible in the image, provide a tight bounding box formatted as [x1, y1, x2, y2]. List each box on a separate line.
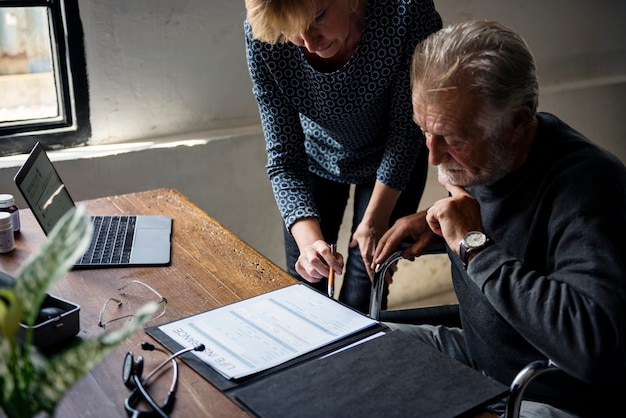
[80, 0, 260, 144]
[437, 0, 626, 159]
[1, 0, 625, 270]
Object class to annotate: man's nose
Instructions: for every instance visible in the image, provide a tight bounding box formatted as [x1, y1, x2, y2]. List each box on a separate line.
[426, 134, 448, 165]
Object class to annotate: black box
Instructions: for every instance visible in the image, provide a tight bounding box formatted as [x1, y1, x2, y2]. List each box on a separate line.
[1, 272, 80, 349]
[19, 294, 80, 349]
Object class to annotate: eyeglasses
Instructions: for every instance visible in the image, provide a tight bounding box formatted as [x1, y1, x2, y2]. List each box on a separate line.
[98, 280, 168, 329]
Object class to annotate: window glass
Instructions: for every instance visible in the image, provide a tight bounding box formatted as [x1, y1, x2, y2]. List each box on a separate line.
[0, 0, 89, 157]
[0, 7, 60, 123]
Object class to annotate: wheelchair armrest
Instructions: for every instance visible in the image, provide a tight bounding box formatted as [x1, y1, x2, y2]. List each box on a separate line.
[369, 250, 404, 319]
[504, 360, 560, 418]
[369, 240, 447, 319]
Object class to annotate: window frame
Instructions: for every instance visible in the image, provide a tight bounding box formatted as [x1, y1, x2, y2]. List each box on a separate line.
[0, 0, 89, 156]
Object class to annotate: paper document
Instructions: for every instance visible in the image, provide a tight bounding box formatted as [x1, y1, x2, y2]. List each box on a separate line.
[158, 284, 378, 380]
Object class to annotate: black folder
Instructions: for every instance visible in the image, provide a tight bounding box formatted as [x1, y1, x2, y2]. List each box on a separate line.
[147, 326, 507, 417]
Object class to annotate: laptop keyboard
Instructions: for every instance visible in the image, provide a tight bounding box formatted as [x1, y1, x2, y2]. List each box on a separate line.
[78, 215, 137, 265]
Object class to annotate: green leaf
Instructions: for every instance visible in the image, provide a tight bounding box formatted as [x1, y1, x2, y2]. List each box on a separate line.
[0, 290, 21, 341]
[31, 302, 159, 413]
[12, 205, 92, 328]
[1, 205, 160, 417]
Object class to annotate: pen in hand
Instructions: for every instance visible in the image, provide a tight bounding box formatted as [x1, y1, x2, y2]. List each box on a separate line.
[327, 244, 336, 299]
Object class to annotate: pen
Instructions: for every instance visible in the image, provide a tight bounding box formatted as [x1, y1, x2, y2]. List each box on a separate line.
[328, 244, 336, 298]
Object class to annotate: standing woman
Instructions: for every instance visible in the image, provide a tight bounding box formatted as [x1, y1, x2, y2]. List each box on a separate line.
[244, 0, 441, 313]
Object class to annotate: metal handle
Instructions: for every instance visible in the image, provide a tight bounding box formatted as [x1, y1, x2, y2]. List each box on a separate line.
[505, 360, 559, 418]
[369, 250, 404, 319]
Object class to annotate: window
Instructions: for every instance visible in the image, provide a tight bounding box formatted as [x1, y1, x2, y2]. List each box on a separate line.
[0, 0, 89, 156]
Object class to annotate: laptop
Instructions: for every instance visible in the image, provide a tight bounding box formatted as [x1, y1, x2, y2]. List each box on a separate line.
[14, 142, 172, 268]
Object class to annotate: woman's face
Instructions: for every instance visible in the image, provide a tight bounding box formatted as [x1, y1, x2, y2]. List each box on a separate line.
[286, 0, 356, 59]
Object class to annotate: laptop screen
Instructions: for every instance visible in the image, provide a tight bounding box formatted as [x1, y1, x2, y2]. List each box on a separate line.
[14, 143, 76, 235]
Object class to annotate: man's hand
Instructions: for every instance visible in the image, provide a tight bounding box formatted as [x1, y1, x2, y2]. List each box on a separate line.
[373, 211, 437, 268]
[426, 180, 483, 256]
[373, 178, 485, 270]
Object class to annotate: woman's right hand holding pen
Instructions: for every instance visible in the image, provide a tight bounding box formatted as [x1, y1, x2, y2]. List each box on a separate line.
[291, 219, 343, 283]
[295, 239, 343, 283]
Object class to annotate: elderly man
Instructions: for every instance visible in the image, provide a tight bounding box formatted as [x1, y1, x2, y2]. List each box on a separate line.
[373, 21, 626, 418]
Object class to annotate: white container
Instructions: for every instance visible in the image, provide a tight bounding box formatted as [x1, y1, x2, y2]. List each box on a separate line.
[0, 193, 20, 233]
[0, 212, 14, 253]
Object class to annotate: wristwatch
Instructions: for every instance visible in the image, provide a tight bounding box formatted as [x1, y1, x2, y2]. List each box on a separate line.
[459, 231, 491, 268]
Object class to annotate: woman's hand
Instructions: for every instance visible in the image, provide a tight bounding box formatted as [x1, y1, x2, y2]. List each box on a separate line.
[295, 240, 343, 283]
[350, 219, 387, 280]
[353, 180, 403, 280]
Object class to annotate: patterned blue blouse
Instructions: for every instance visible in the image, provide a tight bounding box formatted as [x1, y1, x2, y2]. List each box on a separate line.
[245, 0, 441, 229]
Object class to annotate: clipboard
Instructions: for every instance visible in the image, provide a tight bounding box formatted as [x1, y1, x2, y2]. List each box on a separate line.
[146, 283, 508, 416]
[146, 283, 386, 389]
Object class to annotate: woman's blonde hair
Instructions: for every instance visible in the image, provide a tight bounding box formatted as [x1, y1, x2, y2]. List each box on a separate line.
[246, 0, 361, 44]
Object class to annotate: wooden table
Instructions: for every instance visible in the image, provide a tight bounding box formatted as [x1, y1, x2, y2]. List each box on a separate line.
[0, 188, 296, 417]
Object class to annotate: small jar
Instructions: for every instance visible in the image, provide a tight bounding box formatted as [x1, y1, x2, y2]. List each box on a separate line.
[0, 193, 20, 233]
[0, 212, 15, 253]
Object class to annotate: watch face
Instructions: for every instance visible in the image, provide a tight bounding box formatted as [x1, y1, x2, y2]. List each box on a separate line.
[465, 231, 487, 248]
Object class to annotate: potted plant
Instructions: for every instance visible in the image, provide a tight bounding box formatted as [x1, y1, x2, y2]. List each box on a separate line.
[0, 205, 158, 418]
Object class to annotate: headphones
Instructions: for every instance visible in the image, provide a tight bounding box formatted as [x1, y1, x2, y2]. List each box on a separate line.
[122, 342, 205, 418]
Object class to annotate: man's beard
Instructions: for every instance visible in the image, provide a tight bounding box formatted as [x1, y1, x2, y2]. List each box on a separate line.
[438, 139, 516, 187]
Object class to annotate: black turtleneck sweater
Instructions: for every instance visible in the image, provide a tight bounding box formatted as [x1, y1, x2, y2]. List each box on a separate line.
[453, 112, 626, 417]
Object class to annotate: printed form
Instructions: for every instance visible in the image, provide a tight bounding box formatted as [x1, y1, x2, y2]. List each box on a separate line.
[158, 284, 378, 380]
